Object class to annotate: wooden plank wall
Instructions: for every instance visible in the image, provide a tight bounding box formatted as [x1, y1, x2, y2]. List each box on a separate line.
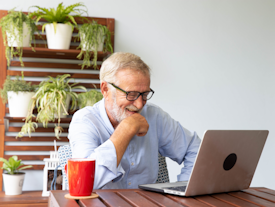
[0, 10, 114, 191]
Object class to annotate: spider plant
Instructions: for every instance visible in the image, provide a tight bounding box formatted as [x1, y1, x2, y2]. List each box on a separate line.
[77, 89, 103, 109]
[0, 9, 38, 66]
[17, 74, 86, 139]
[77, 21, 113, 69]
[29, 2, 88, 33]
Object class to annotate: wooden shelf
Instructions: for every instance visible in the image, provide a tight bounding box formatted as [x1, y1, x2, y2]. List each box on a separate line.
[0, 9, 115, 190]
[21, 47, 111, 61]
[4, 116, 72, 123]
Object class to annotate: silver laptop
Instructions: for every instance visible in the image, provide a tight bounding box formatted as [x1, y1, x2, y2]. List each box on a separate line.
[139, 130, 268, 197]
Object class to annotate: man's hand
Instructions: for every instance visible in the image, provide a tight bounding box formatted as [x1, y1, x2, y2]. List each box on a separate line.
[110, 113, 149, 166]
[122, 113, 149, 136]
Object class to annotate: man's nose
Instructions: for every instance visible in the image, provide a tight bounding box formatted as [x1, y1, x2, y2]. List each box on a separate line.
[133, 95, 144, 109]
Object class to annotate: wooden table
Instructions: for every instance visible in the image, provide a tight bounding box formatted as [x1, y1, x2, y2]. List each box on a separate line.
[49, 187, 275, 207]
[0, 191, 48, 207]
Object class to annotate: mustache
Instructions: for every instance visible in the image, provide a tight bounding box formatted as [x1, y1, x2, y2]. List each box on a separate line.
[125, 105, 141, 113]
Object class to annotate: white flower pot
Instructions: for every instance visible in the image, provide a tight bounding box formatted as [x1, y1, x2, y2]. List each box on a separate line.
[7, 91, 35, 117]
[3, 173, 25, 195]
[80, 31, 105, 52]
[6, 22, 30, 47]
[45, 24, 72, 50]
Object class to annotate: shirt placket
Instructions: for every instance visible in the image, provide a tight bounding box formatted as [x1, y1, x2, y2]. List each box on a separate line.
[127, 140, 136, 188]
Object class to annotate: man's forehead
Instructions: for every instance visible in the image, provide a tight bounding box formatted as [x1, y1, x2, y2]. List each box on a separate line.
[115, 68, 150, 79]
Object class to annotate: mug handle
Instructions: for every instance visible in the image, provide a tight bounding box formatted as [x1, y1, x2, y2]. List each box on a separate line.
[64, 164, 68, 176]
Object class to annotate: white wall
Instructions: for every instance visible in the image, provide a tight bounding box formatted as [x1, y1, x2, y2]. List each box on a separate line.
[1, 0, 275, 190]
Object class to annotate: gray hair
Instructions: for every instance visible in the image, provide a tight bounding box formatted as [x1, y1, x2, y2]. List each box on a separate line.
[100, 52, 151, 85]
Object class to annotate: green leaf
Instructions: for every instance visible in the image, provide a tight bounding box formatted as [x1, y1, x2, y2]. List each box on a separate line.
[18, 165, 33, 171]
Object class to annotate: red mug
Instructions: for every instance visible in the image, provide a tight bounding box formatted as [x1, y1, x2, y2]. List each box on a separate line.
[64, 158, 96, 196]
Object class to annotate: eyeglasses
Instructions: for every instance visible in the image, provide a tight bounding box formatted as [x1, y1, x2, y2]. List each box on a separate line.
[108, 83, 154, 101]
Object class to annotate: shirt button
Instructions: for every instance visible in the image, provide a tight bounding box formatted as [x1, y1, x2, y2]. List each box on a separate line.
[131, 162, 134, 166]
[128, 182, 131, 185]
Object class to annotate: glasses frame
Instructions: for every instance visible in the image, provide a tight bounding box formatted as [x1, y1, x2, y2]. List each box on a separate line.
[108, 82, 154, 101]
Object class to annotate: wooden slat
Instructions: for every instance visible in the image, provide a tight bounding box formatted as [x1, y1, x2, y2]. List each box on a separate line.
[212, 193, 260, 207]
[10, 61, 101, 70]
[256, 188, 275, 196]
[21, 165, 44, 170]
[96, 191, 133, 207]
[229, 191, 275, 207]
[4, 155, 49, 161]
[0, 125, 5, 191]
[7, 71, 99, 79]
[137, 190, 185, 207]
[5, 136, 69, 142]
[195, 195, 234, 207]
[0, 191, 48, 206]
[4, 116, 72, 123]
[79, 198, 106, 207]
[21, 47, 110, 60]
[4, 146, 59, 151]
[25, 82, 100, 89]
[8, 127, 68, 133]
[242, 189, 275, 203]
[117, 191, 159, 207]
[74, 16, 108, 25]
[167, 195, 211, 207]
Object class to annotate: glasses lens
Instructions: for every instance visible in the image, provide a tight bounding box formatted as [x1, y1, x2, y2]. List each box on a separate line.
[143, 91, 153, 100]
[127, 92, 139, 100]
[126, 91, 154, 101]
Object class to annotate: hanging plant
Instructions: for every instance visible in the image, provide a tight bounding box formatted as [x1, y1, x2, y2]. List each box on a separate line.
[0, 9, 38, 66]
[17, 74, 87, 139]
[77, 21, 113, 69]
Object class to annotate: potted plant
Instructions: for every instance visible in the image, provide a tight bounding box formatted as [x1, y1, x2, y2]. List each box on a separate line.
[0, 9, 38, 66]
[0, 72, 37, 117]
[0, 155, 32, 195]
[18, 74, 86, 139]
[77, 89, 103, 109]
[77, 21, 113, 69]
[29, 2, 88, 50]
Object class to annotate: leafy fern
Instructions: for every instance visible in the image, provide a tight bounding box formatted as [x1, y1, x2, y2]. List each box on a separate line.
[29, 2, 88, 33]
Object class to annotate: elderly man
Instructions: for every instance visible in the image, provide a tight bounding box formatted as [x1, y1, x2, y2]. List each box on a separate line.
[68, 52, 201, 189]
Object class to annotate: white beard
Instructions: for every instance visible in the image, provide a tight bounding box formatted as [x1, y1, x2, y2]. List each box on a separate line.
[107, 95, 142, 124]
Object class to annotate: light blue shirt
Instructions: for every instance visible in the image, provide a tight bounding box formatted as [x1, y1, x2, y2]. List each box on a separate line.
[68, 99, 201, 189]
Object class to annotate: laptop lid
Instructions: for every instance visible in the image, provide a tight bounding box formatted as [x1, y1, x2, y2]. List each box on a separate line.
[139, 130, 268, 197]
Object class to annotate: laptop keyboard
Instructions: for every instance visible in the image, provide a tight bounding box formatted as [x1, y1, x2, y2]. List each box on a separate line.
[165, 186, 187, 192]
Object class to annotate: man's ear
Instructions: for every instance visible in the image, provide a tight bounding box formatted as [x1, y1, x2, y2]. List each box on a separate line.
[101, 81, 109, 98]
